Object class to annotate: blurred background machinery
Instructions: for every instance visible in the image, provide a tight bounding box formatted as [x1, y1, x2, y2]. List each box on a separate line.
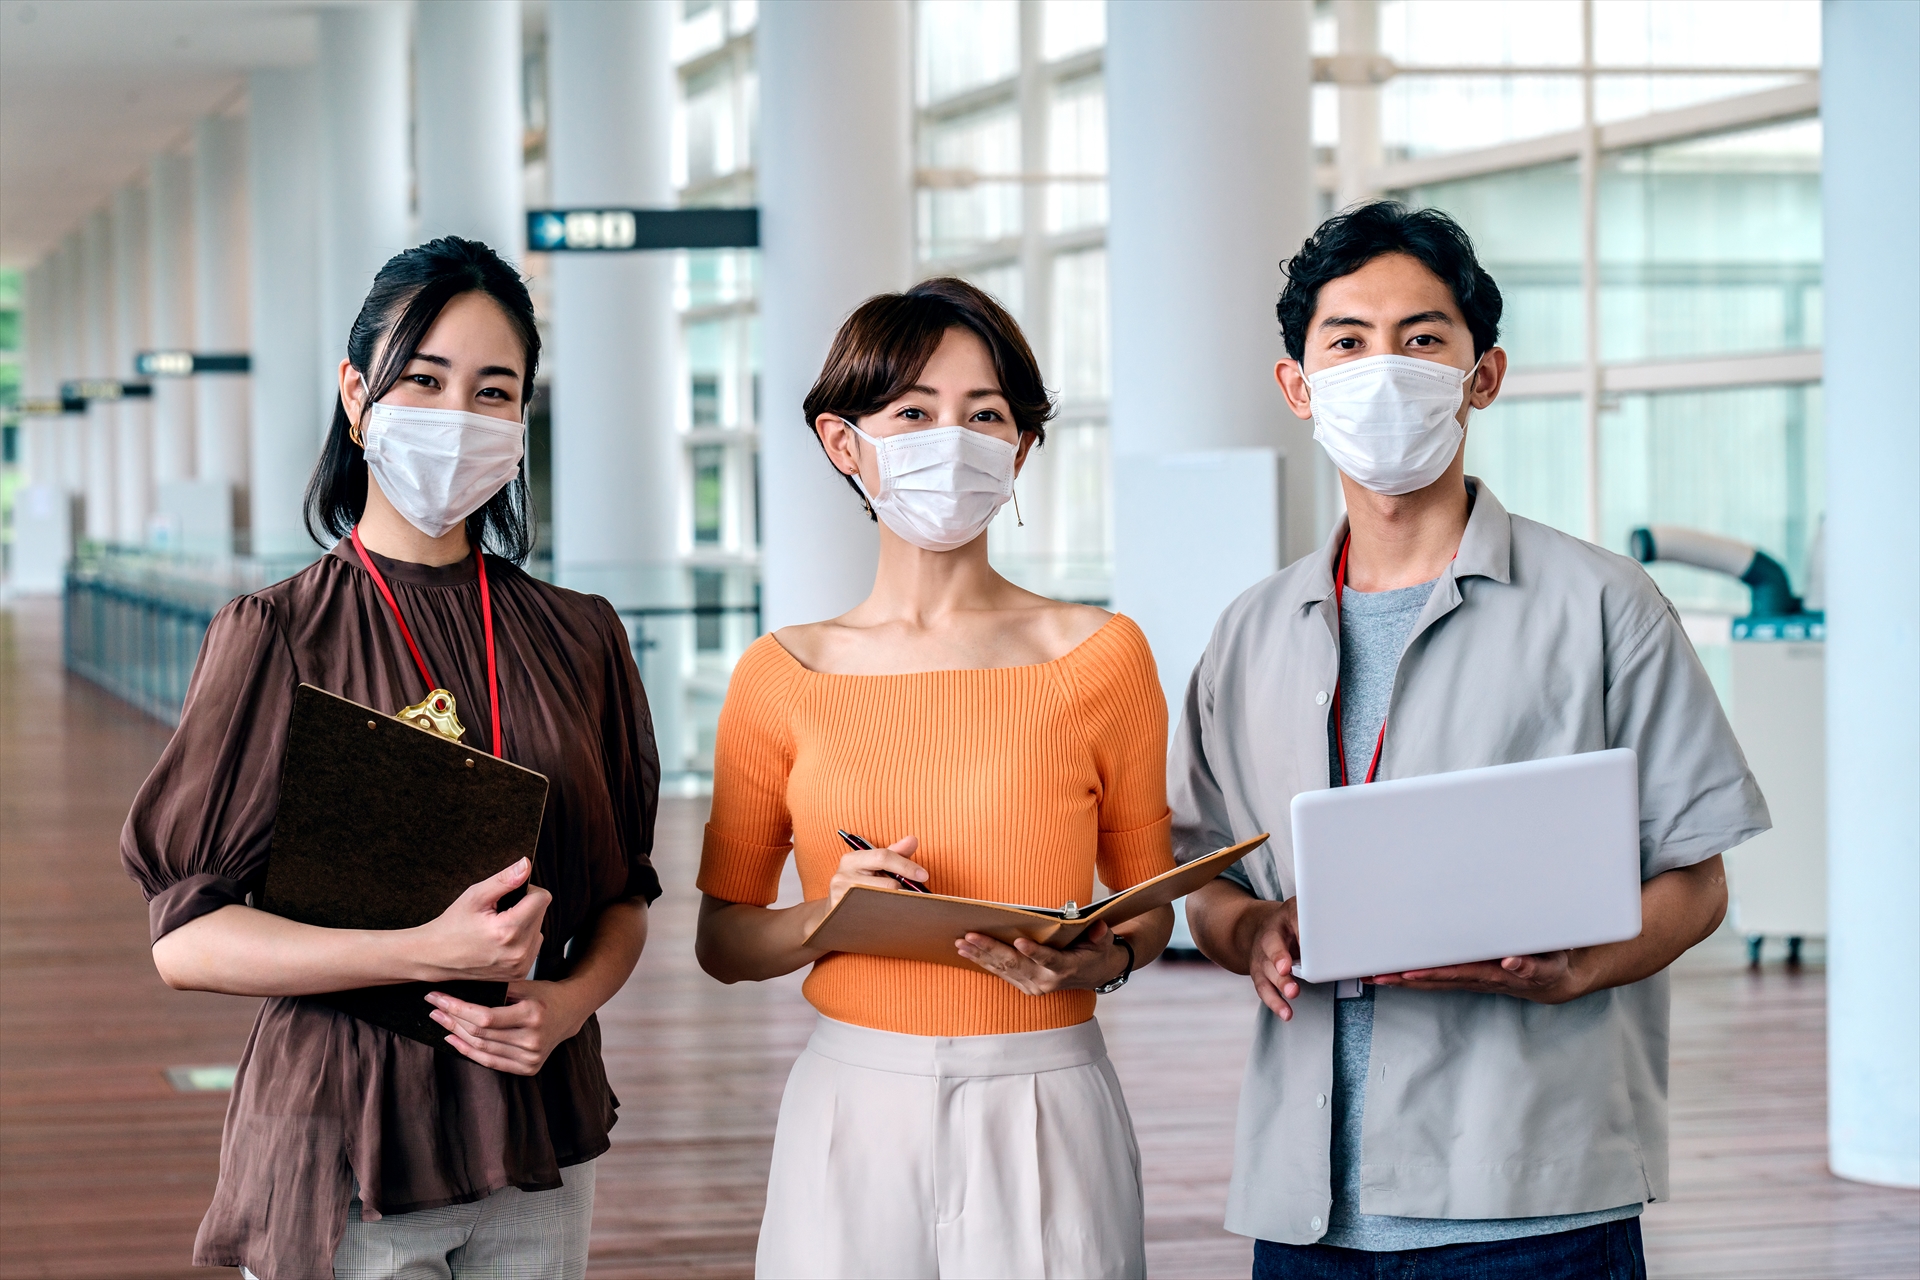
[1633, 523, 1825, 967]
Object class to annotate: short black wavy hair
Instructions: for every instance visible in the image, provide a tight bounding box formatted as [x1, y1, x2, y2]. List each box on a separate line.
[304, 236, 540, 562]
[1276, 201, 1503, 364]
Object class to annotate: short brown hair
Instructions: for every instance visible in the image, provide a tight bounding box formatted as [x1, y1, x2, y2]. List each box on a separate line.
[803, 277, 1053, 512]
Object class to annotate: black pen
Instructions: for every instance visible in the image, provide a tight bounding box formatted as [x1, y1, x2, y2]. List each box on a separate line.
[837, 829, 931, 894]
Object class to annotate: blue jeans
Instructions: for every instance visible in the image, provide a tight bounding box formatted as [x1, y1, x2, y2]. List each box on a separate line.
[1253, 1218, 1648, 1280]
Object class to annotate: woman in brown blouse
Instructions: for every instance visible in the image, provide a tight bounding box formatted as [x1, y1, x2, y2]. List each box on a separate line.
[121, 237, 660, 1280]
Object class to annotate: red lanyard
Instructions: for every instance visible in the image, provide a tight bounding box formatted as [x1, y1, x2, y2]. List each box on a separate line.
[1331, 535, 1386, 787]
[349, 525, 502, 757]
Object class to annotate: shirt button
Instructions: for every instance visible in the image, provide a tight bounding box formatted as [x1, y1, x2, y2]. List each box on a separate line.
[1310, 1215, 1324, 1232]
[1316, 1093, 1327, 1108]
[1314, 690, 1329, 706]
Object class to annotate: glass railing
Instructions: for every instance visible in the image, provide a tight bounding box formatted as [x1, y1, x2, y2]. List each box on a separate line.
[62, 545, 318, 725]
[62, 546, 763, 785]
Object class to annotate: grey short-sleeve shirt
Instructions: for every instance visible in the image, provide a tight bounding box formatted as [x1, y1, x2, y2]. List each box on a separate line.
[1174, 479, 1768, 1246]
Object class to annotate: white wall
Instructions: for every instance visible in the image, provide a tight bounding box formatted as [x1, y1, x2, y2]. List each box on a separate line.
[546, 0, 679, 575]
[415, 0, 524, 262]
[192, 113, 251, 516]
[1106, 0, 1315, 710]
[318, 4, 412, 408]
[248, 67, 324, 559]
[1821, 0, 1920, 1191]
[148, 150, 197, 488]
[756, 0, 911, 629]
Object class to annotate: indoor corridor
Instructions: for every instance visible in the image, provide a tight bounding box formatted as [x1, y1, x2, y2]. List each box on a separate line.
[1, 596, 1914, 1279]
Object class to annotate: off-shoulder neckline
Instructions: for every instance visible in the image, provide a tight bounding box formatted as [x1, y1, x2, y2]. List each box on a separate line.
[765, 612, 1125, 677]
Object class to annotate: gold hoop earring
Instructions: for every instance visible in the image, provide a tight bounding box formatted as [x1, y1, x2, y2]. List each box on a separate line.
[349, 421, 365, 448]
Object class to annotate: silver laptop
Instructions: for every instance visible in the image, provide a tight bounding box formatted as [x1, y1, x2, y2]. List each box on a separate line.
[1291, 749, 1643, 984]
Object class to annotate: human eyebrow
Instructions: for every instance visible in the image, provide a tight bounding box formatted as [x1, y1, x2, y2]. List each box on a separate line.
[1398, 310, 1455, 328]
[476, 365, 521, 380]
[964, 387, 1006, 400]
[1318, 314, 1373, 330]
[407, 353, 453, 368]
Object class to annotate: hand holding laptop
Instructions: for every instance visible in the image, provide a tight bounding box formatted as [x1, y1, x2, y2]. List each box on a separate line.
[1237, 898, 1580, 1023]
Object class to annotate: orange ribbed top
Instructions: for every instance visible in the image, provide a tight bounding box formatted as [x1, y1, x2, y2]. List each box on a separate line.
[697, 614, 1174, 1036]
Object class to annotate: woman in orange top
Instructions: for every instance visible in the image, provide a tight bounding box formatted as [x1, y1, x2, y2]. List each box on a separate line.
[696, 278, 1175, 1279]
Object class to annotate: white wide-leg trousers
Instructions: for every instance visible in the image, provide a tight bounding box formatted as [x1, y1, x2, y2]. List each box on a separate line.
[755, 1016, 1146, 1280]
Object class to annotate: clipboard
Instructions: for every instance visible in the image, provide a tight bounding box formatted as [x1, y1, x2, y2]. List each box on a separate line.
[801, 833, 1270, 971]
[256, 684, 550, 1050]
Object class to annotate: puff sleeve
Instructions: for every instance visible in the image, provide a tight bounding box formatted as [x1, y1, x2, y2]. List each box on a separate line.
[120, 595, 300, 944]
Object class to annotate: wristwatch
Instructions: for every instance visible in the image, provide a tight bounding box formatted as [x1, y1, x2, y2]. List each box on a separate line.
[1093, 933, 1136, 994]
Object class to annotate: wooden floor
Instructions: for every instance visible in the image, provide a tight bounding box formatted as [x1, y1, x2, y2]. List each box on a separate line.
[1, 594, 1915, 1279]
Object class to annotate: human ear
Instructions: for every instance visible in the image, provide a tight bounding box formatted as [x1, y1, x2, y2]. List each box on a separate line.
[1013, 431, 1036, 478]
[1468, 347, 1507, 411]
[1275, 359, 1313, 421]
[814, 414, 862, 478]
[338, 359, 373, 441]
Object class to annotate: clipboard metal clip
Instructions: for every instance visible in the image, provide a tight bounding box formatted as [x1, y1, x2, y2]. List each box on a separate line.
[397, 688, 467, 744]
[1061, 901, 1080, 920]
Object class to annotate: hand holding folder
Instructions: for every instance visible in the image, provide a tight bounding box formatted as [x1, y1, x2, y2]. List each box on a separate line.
[802, 833, 1270, 971]
[256, 685, 551, 1051]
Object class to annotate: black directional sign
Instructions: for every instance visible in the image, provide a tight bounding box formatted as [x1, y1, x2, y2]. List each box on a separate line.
[61, 379, 152, 404]
[134, 351, 251, 376]
[527, 207, 760, 252]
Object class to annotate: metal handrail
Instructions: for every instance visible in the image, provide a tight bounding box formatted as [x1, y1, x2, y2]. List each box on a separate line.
[63, 571, 219, 726]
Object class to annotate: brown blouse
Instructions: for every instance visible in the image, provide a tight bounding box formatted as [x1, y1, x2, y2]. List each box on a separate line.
[121, 542, 661, 1279]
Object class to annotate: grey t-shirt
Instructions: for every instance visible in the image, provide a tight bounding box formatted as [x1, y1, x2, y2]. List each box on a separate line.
[1320, 576, 1641, 1251]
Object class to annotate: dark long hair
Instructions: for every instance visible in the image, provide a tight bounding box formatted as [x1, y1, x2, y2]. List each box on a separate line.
[303, 236, 541, 562]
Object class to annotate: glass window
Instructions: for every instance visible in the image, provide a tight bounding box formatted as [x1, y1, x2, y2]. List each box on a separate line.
[1312, 83, 1339, 151]
[1592, 0, 1821, 69]
[1041, 0, 1104, 62]
[917, 0, 1019, 104]
[1593, 73, 1810, 124]
[1601, 382, 1823, 611]
[693, 567, 725, 650]
[1051, 248, 1109, 402]
[692, 445, 725, 545]
[963, 262, 1023, 325]
[683, 65, 738, 186]
[1381, 76, 1584, 160]
[1599, 118, 1821, 363]
[1397, 160, 1584, 369]
[918, 104, 1022, 258]
[1379, 0, 1583, 68]
[1466, 396, 1586, 537]
[1047, 74, 1107, 233]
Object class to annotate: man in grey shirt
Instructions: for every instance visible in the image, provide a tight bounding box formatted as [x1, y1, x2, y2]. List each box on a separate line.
[1178, 202, 1768, 1280]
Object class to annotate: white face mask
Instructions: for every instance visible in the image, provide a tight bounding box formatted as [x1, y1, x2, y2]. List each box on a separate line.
[1306, 353, 1482, 496]
[362, 401, 526, 539]
[846, 421, 1018, 552]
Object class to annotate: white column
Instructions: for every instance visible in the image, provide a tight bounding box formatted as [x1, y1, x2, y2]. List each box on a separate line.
[21, 262, 57, 486]
[193, 113, 251, 537]
[249, 67, 325, 559]
[55, 235, 87, 495]
[756, 0, 911, 629]
[112, 183, 153, 544]
[319, 2, 413, 409]
[1106, 0, 1314, 708]
[81, 208, 117, 543]
[1822, 0, 1920, 1191]
[148, 150, 197, 488]
[416, 0, 524, 260]
[12, 260, 74, 590]
[546, 0, 679, 575]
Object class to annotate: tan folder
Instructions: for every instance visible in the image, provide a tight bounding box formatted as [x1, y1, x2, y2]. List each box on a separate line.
[801, 833, 1270, 970]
